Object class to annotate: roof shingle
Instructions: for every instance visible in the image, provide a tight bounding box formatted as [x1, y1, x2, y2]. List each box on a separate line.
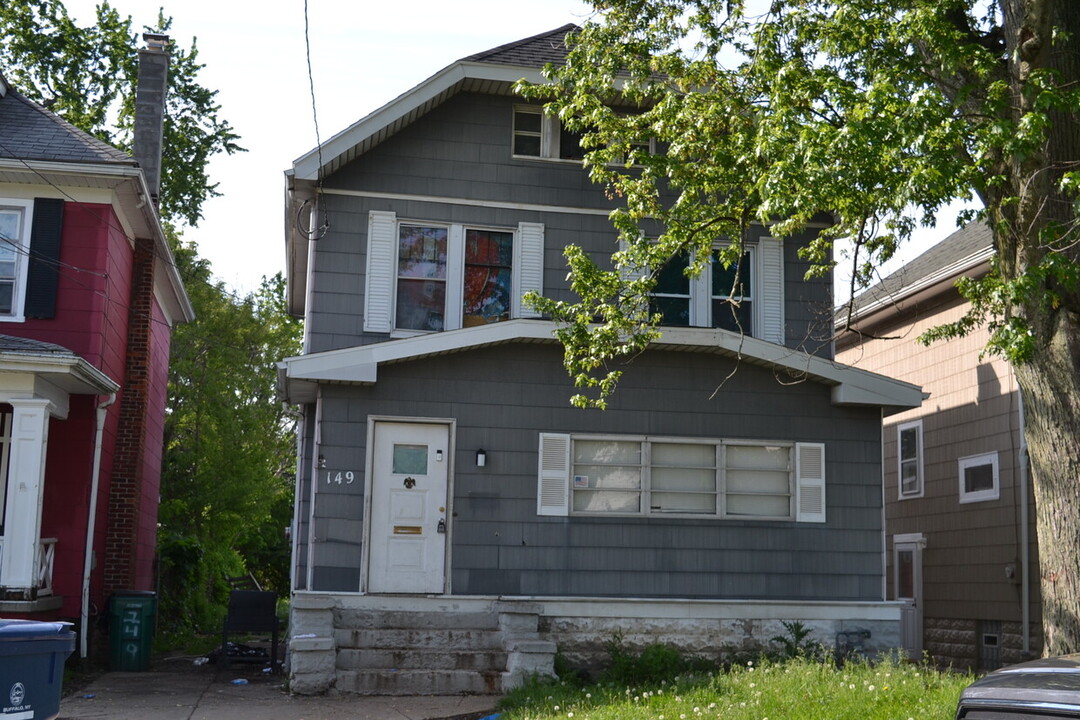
[0, 87, 134, 165]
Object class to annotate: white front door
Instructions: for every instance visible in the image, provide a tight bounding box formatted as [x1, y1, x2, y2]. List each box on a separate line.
[895, 536, 924, 660]
[367, 422, 449, 594]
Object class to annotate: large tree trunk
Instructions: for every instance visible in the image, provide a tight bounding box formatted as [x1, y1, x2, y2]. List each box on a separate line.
[1015, 320, 1080, 655]
[1000, 0, 1080, 656]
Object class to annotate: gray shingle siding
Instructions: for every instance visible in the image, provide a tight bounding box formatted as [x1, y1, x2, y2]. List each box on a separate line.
[297, 343, 884, 600]
[308, 90, 834, 356]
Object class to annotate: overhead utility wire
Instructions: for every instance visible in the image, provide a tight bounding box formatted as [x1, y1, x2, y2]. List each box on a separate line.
[299, 0, 329, 241]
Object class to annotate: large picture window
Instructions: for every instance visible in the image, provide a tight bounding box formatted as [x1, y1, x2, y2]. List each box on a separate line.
[364, 212, 544, 335]
[539, 433, 826, 522]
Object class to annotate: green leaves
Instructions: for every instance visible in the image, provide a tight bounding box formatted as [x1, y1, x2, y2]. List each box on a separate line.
[517, 0, 1078, 407]
[0, 0, 243, 226]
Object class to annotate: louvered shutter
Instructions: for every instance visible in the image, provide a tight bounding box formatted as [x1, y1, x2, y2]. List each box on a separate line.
[759, 237, 785, 344]
[364, 210, 396, 333]
[795, 442, 826, 523]
[537, 432, 571, 516]
[25, 198, 64, 319]
[514, 222, 544, 318]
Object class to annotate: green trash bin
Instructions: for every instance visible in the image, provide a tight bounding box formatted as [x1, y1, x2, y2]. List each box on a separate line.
[109, 591, 156, 671]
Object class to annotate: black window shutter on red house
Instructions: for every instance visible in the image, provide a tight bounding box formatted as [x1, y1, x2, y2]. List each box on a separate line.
[25, 197, 64, 319]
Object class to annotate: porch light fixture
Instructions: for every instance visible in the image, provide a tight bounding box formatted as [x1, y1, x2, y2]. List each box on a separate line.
[476, 449, 487, 467]
[317, 454, 326, 469]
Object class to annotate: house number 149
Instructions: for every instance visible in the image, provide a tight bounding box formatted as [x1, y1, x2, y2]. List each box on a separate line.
[325, 471, 355, 485]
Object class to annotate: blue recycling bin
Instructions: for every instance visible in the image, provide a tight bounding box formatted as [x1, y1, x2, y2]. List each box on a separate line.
[0, 619, 76, 720]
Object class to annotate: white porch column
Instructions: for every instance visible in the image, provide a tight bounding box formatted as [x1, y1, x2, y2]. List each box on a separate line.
[0, 399, 52, 593]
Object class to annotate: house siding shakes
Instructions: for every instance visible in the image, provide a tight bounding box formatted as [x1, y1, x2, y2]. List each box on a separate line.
[299, 344, 885, 599]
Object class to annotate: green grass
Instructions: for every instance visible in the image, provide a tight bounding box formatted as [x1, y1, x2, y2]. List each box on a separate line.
[499, 656, 973, 720]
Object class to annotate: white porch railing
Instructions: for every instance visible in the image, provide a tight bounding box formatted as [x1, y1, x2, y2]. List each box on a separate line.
[36, 538, 56, 596]
[0, 537, 56, 598]
[36, 539, 56, 595]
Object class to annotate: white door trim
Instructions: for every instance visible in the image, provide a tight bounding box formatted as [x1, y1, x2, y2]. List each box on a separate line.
[362, 416, 455, 594]
[894, 532, 925, 660]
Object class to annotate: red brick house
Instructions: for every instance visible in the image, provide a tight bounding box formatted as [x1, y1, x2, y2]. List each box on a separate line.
[0, 39, 192, 658]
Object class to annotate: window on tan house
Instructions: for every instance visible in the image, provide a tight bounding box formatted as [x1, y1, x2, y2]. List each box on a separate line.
[897, 420, 923, 499]
[959, 451, 999, 504]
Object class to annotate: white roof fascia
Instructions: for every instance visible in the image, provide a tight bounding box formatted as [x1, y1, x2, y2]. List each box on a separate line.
[291, 61, 548, 181]
[845, 246, 994, 325]
[0, 159, 194, 324]
[281, 319, 923, 410]
[0, 352, 120, 395]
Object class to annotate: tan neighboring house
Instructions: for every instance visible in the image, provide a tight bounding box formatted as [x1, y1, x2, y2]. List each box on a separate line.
[836, 222, 1041, 670]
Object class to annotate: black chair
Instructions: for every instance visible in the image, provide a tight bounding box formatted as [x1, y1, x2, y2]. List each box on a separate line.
[221, 590, 280, 672]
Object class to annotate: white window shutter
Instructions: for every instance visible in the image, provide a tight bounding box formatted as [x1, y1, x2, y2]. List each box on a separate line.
[364, 210, 396, 333]
[759, 237, 785, 344]
[444, 224, 465, 331]
[795, 442, 826, 523]
[514, 222, 544, 318]
[537, 433, 571, 516]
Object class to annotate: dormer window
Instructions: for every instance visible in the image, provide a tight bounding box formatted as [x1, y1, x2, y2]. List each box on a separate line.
[512, 105, 586, 161]
[364, 211, 544, 336]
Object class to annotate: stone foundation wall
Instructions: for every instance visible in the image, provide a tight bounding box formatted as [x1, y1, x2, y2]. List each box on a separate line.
[925, 617, 1042, 671]
[543, 614, 899, 673]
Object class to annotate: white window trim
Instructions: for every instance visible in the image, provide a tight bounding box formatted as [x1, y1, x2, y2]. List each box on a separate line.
[537, 432, 825, 523]
[896, 419, 924, 500]
[364, 211, 543, 335]
[512, 104, 658, 165]
[0, 198, 34, 323]
[642, 238, 783, 344]
[958, 451, 999, 504]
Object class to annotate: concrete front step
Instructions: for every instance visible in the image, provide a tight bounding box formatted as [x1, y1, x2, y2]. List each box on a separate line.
[336, 668, 505, 695]
[337, 647, 508, 671]
[335, 609, 501, 631]
[337, 628, 503, 651]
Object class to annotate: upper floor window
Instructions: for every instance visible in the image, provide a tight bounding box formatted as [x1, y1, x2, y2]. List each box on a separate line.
[537, 432, 826, 523]
[897, 419, 923, 499]
[958, 451, 999, 504]
[364, 211, 544, 335]
[651, 247, 754, 334]
[512, 105, 586, 161]
[0, 200, 32, 319]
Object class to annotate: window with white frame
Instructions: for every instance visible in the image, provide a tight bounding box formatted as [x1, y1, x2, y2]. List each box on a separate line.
[958, 451, 999, 504]
[513, 105, 586, 161]
[364, 211, 544, 335]
[513, 105, 658, 163]
[897, 420, 923, 499]
[651, 247, 755, 334]
[537, 433, 826, 522]
[0, 200, 33, 319]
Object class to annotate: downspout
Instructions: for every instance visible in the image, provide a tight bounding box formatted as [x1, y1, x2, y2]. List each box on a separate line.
[81, 392, 116, 659]
[1017, 388, 1031, 655]
[282, 402, 303, 591]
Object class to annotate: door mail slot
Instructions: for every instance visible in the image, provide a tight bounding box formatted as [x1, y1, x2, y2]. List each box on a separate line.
[393, 526, 423, 535]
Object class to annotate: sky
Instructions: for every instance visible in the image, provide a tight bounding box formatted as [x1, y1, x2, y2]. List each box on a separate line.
[61, 0, 973, 301]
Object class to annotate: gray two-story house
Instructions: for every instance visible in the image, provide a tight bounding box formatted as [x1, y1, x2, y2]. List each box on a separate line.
[278, 26, 923, 695]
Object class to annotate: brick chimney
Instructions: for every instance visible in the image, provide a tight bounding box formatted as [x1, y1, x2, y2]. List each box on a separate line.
[132, 33, 170, 206]
[104, 33, 171, 596]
